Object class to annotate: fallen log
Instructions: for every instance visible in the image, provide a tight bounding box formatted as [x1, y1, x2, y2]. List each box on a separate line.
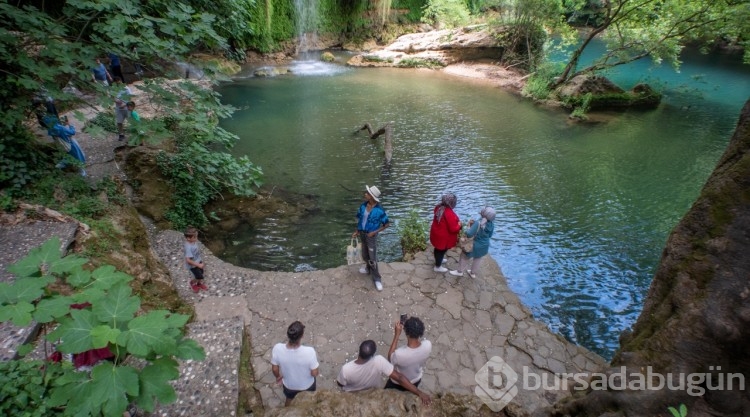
[356, 122, 393, 164]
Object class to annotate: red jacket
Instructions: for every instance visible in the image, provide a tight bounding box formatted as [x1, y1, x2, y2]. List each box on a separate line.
[429, 206, 461, 250]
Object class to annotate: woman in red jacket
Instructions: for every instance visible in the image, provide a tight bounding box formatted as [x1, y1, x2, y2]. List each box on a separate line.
[429, 193, 461, 272]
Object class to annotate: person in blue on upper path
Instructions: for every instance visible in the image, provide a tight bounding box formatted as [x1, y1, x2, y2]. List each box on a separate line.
[108, 52, 125, 83]
[352, 185, 389, 291]
[92, 57, 112, 85]
[47, 115, 86, 177]
[450, 206, 496, 278]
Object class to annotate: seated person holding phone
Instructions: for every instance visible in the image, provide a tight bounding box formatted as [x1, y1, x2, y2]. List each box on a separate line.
[337, 340, 431, 406]
[386, 315, 432, 391]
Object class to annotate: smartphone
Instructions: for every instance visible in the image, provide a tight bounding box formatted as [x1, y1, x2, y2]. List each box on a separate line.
[400, 314, 407, 324]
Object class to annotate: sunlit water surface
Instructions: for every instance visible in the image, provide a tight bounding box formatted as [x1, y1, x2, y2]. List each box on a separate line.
[215, 49, 750, 358]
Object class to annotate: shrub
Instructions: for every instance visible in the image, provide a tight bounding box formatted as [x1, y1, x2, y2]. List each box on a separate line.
[0, 238, 205, 416]
[398, 209, 428, 258]
[421, 0, 470, 28]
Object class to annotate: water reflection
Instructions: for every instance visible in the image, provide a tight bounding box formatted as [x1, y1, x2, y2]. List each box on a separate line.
[216, 53, 750, 358]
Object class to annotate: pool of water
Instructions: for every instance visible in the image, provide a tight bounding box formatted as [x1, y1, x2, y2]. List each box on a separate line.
[215, 49, 750, 358]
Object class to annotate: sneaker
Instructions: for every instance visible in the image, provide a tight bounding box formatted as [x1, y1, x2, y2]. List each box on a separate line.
[359, 266, 368, 274]
[467, 271, 476, 279]
[442, 258, 447, 264]
[198, 282, 208, 291]
[374, 281, 383, 291]
[433, 266, 448, 273]
[190, 283, 200, 293]
[449, 270, 463, 277]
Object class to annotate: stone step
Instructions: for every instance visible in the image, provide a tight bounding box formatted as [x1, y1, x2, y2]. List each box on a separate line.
[151, 316, 245, 417]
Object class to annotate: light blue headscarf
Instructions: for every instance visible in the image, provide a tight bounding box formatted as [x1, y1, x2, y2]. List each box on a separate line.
[479, 206, 496, 229]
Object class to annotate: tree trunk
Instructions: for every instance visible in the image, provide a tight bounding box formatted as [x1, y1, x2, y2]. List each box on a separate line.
[357, 122, 393, 164]
[552, 100, 750, 416]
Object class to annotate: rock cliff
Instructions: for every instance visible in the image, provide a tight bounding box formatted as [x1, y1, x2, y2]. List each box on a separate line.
[552, 100, 750, 416]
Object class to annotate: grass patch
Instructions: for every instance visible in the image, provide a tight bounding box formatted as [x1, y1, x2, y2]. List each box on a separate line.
[397, 57, 445, 69]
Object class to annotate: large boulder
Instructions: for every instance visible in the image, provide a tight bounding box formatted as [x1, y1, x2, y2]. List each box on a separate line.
[556, 75, 661, 111]
[347, 26, 503, 68]
[552, 100, 750, 415]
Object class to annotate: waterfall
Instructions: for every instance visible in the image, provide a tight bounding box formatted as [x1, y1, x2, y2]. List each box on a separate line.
[294, 0, 319, 56]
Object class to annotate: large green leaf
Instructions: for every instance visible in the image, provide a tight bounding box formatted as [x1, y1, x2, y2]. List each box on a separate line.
[66, 266, 93, 288]
[163, 311, 190, 328]
[48, 371, 94, 411]
[1, 276, 53, 304]
[175, 338, 206, 360]
[116, 311, 169, 357]
[90, 362, 139, 416]
[0, 301, 34, 326]
[48, 254, 88, 276]
[49, 308, 96, 354]
[136, 357, 179, 411]
[90, 265, 133, 290]
[92, 283, 139, 323]
[6, 238, 61, 278]
[91, 324, 121, 349]
[33, 295, 73, 323]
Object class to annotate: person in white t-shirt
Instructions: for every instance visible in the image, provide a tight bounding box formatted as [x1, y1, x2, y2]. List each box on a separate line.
[336, 340, 431, 406]
[386, 316, 431, 391]
[271, 321, 320, 406]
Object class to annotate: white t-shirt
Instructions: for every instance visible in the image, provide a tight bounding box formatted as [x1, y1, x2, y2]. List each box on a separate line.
[337, 355, 394, 392]
[270, 343, 319, 390]
[389, 340, 432, 383]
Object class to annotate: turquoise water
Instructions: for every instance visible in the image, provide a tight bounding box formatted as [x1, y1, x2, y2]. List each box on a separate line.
[215, 49, 750, 358]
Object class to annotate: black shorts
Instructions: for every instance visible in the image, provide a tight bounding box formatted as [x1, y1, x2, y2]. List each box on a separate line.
[384, 378, 421, 391]
[190, 267, 204, 280]
[282, 379, 316, 400]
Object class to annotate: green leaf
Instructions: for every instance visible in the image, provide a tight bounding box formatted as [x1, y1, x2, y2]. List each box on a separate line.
[90, 265, 133, 290]
[50, 308, 96, 354]
[90, 362, 139, 416]
[16, 343, 35, 357]
[92, 283, 140, 323]
[49, 254, 88, 276]
[33, 295, 73, 323]
[11, 276, 54, 303]
[0, 301, 34, 326]
[91, 324, 121, 349]
[117, 310, 169, 357]
[66, 266, 92, 288]
[137, 357, 179, 411]
[7, 238, 62, 277]
[163, 311, 189, 328]
[680, 404, 688, 417]
[175, 338, 206, 360]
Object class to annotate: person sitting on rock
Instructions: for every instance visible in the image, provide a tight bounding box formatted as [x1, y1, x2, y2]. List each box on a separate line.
[271, 321, 320, 406]
[385, 316, 431, 391]
[336, 340, 431, 406]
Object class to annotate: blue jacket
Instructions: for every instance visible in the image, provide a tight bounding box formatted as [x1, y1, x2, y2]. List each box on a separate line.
[465, 220, 494, 258]
[356, 202, 389, 233]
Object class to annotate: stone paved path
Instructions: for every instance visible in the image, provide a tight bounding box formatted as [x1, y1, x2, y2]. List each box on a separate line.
[152, 230, 606, 416]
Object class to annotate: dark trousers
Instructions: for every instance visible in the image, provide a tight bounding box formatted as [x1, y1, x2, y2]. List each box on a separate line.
[434, 248, 448, 267]
[385, 378, 421, 391]
[359, 231, 381, 282]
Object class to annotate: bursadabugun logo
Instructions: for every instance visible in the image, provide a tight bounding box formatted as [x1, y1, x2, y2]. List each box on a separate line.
[475, 356, 519, 411]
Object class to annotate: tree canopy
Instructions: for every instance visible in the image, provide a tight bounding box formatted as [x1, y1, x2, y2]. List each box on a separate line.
[552, 0, 750, 86]
[0, 0, 262, 228]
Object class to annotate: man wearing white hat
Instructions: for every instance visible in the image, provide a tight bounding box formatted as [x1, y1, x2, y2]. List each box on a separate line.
[352, 185, 390, 291]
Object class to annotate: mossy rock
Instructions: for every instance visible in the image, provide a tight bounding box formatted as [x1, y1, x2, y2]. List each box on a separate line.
[321, 51, 335, 62]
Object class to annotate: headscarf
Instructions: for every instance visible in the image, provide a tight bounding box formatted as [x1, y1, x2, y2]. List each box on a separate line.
[435, 193, 457, 224]
[479, 206, 496, 229]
